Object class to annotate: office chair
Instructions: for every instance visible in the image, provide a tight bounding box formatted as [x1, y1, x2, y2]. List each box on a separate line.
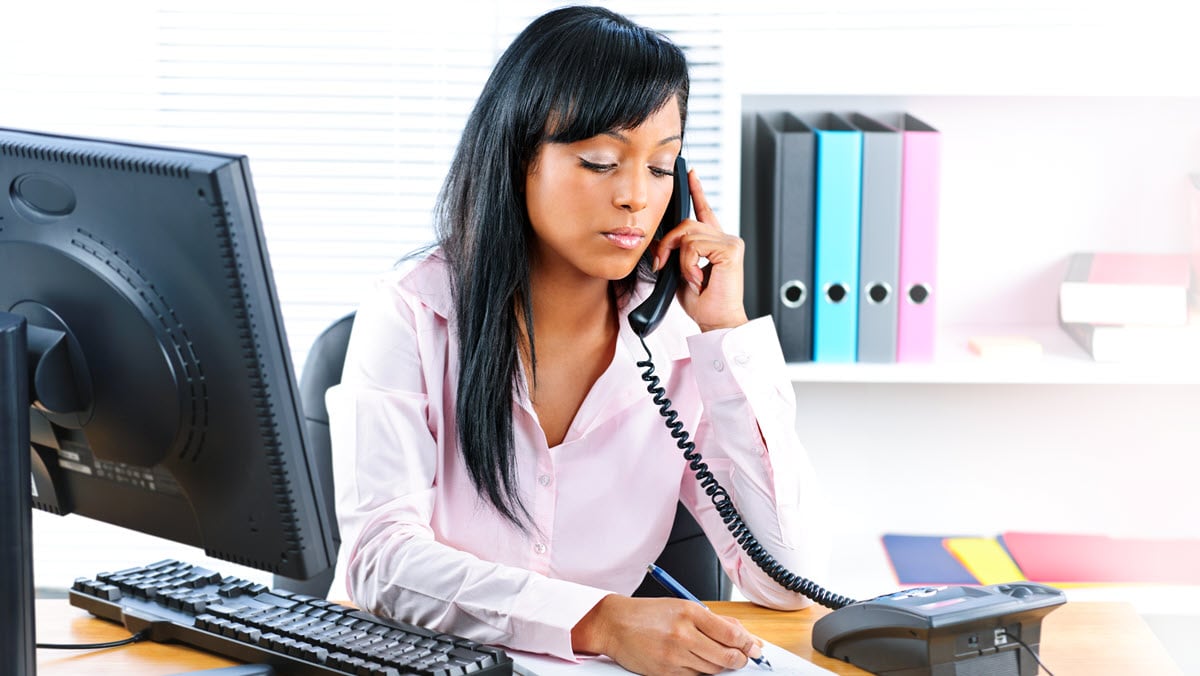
[276, 312, 731, 602]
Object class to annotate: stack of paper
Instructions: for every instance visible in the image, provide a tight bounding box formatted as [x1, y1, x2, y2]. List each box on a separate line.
[1057, 252, 1199, 363]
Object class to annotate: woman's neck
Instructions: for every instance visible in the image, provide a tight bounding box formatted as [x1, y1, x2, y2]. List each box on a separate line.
[531, 271, 613, 338]
[519, 253, 623, 350]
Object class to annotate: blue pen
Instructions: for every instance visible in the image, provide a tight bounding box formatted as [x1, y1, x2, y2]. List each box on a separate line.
[646, 564, 773, 671]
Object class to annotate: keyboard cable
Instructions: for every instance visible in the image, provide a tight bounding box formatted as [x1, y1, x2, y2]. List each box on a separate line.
[37, 629, 150, 650]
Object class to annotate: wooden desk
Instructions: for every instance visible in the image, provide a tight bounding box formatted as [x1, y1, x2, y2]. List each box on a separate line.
[36, 598, 1181, 675]
[707, 601, 1182, 675]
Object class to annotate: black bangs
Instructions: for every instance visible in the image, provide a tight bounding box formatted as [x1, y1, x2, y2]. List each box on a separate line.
[513, 7, 690, 147]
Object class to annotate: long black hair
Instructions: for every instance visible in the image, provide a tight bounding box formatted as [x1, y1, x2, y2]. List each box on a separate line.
[434, 6, 690, 529]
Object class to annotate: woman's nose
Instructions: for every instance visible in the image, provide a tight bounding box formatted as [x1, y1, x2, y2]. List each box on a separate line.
[613, 168, 648, 213]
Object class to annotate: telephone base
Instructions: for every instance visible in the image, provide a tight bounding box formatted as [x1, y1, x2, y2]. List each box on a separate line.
[812, 582, 1066, 676]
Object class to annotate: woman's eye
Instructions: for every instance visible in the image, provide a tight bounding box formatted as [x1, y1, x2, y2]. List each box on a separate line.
[649, 165, 675, 178]
[579, 159, 616, 173]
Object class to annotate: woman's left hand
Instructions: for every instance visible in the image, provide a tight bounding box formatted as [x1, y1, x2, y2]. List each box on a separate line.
[651, 169, 749, 332]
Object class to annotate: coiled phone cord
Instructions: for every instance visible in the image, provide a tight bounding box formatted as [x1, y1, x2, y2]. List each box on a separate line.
[636, 336, 857, 610]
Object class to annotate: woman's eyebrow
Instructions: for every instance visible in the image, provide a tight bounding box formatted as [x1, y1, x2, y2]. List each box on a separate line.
[602, 130, 682, 146]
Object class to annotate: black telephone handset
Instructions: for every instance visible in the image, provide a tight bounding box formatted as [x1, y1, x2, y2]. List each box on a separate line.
[629, 155, 689, 338]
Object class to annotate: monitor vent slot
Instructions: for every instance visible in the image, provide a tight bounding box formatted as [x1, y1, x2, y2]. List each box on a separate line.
[210, 550, 281, 575]
[0, 140, 192, 178]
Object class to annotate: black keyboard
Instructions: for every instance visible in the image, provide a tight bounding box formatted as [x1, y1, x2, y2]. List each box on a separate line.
[68, 559, 514, 676]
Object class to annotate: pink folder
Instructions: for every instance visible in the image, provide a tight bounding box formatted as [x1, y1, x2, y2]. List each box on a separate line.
[1001, 531, 1200, 585]
[896, 115, 940, 362]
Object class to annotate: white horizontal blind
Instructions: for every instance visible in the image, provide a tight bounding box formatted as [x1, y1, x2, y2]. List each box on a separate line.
[151, 3, 507, 375]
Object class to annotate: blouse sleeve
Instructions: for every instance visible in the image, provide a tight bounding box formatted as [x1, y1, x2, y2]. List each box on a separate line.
[681, 316, 833, 610]
[327, 277, 609, 660]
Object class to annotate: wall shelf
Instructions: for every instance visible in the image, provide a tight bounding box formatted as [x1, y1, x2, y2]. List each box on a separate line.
[785, 324, 1200, 385]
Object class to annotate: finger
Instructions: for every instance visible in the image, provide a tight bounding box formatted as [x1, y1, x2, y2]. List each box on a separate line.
[678, 230, 742, 290]
[687, 645, 747, 674]
[649, 238, 666, 272]
[653, 220, 717, 273]
[695, 611, 752, 648]
[687, 169, 720, 229]
[694, 612, 766, 666]
[677, 230, 717, 292]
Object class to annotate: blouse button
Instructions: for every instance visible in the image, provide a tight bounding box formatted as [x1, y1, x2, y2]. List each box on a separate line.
[712, 359, 725, 372]
[538, 474, 551, 487]
[534, 543, 547, 555]
[734, 353, 751, 366]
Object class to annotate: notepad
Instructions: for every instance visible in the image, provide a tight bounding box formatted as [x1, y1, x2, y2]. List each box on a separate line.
[511, 640, 836, 676]
[967, 335, 1043, 361]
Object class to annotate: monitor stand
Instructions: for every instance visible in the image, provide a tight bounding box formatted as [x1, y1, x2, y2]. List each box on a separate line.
[1, 311, 36, 676]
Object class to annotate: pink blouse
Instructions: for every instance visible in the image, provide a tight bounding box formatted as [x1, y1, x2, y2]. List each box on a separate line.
[327, 251, 829, 660]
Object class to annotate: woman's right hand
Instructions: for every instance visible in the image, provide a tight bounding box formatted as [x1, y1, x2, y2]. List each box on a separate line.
[571, 594, 765, 676]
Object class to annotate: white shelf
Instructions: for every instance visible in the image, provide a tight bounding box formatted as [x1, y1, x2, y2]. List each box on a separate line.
[785, 324, 1200, 385]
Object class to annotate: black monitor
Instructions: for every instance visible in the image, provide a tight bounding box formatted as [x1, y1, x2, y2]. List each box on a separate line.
[0, 127, 338, 674]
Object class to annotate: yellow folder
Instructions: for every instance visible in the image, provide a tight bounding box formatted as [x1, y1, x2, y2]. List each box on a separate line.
[943, 537, 1026, 585]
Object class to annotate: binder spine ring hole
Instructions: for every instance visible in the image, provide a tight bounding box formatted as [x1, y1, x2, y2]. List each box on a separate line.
[780, 280, 807, 309]
[866, 282, 891, 305]
[824, 283, 847, 304]
[907, 284, 930, 305]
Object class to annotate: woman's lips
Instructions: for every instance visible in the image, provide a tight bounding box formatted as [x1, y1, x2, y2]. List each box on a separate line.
[602, 228, 645, 250]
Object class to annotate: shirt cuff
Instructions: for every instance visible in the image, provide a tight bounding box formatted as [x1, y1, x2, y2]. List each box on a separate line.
[685, 316, 786, 401]
[508, 579, 612, 661]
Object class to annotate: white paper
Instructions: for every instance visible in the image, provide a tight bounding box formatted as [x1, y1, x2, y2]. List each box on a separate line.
[510, 640, 836, 676]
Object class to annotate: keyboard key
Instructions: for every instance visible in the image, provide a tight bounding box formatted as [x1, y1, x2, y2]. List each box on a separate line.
[449, 647, 496, 669]
[205, 603, 246, 619]
[252, 593, 299, 609]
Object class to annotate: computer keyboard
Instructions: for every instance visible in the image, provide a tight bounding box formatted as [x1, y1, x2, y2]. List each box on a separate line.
[68, 559, 514, 676]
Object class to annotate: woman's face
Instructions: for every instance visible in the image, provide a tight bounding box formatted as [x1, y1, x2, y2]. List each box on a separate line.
[524, 97, 683, 284]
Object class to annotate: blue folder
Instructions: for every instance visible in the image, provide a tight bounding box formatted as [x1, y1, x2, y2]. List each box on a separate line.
[882, 534, 979, 585]
[810, 113, 862, 362]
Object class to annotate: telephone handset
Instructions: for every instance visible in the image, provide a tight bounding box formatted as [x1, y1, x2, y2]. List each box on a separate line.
[629, 155, 689, 338]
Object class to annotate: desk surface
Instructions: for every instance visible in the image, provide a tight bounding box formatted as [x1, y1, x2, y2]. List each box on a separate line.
[35, 598, 1181, 675]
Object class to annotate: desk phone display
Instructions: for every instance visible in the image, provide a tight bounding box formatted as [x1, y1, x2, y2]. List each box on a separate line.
[631, 157, 1066, 676]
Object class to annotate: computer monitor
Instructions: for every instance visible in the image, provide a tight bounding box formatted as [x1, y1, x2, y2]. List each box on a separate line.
[0, 127, 338, 674]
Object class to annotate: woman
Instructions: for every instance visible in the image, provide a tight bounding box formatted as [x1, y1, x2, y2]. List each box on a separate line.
[328, 6, 829, 674]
